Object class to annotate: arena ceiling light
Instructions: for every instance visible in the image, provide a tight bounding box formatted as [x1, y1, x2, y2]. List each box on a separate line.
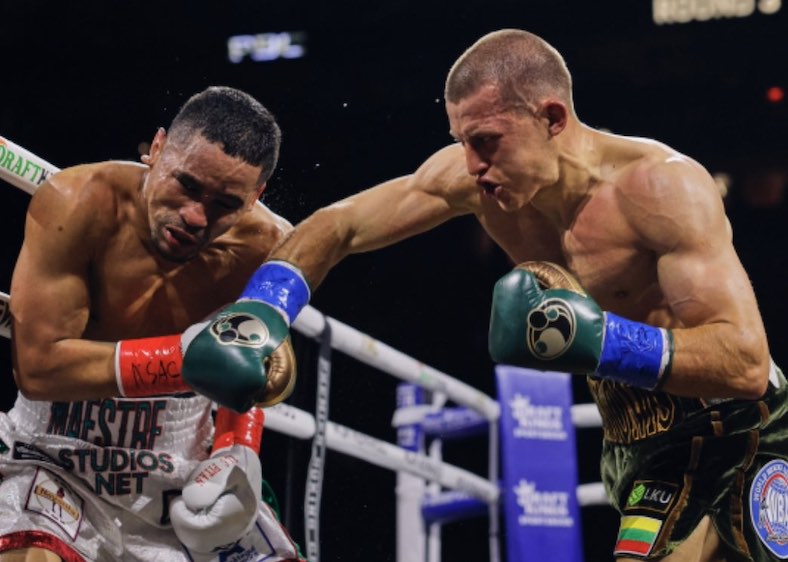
[227, 31, 307, 63]
[653, 0, 781, 24]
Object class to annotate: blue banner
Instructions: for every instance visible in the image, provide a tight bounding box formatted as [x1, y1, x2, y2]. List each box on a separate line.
[496, 365, 583, 562]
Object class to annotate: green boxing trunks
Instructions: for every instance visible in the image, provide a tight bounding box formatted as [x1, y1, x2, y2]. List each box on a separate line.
[598, 365, 788, 560]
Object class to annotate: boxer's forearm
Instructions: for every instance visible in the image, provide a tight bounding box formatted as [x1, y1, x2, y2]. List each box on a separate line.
[268, 205, 355, 290]
[660, 324, 770, 399]
[268, 174, 463, 290]
[13, 338, 120, 401]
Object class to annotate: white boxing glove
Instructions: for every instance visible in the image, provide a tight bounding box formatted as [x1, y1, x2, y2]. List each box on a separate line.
[171, 408, 264, 553]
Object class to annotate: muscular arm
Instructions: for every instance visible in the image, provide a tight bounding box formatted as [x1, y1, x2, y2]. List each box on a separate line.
[10, 171, 118, 401]
[630, 157, 770, 399]
[270, 144, 477, 288]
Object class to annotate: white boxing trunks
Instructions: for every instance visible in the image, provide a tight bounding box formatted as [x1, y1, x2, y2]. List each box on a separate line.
[0, 394, 302, 561]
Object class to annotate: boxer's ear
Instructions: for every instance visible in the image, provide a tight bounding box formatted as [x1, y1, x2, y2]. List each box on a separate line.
[143, 128, 167, 166]
[542, 101, 568, 138]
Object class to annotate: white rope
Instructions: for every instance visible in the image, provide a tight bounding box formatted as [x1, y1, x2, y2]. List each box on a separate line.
[0, 136, 59, 195]
[577, 482, 609, 507]
[571, 402, 603, 428]
[293, 306, 501, 421]
[266, 402, 499, 503]
[395, 402, 604, 431]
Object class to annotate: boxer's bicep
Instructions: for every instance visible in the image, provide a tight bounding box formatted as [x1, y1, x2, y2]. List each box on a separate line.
[630, 159, 769, 395]
[10, 180, 96, 388]
[634, 159, 756, 330]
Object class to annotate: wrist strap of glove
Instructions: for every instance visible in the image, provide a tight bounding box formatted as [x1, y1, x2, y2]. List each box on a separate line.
[213, 407, 264, 454]
[597, 313, 674, 390]
[239, 260, 310, 325]
[116, 335, 190, 397]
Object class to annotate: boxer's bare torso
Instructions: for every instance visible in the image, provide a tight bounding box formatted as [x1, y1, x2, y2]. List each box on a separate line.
[11, 134, 290, 402]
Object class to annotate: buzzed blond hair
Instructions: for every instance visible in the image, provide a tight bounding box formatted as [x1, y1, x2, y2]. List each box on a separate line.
[445, 29, 574, 113]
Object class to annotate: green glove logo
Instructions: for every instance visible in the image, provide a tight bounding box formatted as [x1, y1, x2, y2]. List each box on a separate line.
[209, 313, 270, 348]
[526, 298, 577, 359]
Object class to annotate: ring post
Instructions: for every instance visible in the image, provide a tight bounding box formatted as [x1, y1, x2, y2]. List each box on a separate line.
[496, 365, 583, 562]
[396, 383, 428, 562]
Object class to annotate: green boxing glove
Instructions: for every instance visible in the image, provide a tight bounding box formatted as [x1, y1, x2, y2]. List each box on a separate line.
[182, 261, 310, 413]
[489, 262, 673, 390]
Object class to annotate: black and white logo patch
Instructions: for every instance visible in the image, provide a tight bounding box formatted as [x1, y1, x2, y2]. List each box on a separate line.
[210, 313, 269, 348]
[526, 298, 577, 359]
[625, 480, 679, 515]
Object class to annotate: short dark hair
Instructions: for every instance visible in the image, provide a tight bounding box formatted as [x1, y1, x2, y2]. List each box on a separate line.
[445, 29, 573, 113]
[169, 86, 281, 182]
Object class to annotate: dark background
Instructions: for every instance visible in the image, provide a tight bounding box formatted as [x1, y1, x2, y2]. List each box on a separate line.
[1, 1, 788, 560]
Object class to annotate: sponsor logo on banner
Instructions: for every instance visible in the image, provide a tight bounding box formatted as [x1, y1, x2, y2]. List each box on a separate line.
[211, 313, 269, 347]
[514, 479, 574, 527]
[0, 137, 53, 186]
[625, 480, 678, 515]
[509, 393, 567, 441]
[750, 459, 788, 558]
[25, 467, 84, 541]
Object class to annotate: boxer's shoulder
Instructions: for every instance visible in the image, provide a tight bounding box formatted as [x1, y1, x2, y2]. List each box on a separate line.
[413, 143, 479, 207]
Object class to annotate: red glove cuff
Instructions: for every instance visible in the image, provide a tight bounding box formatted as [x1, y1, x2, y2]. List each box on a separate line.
[213, 407, 264, 454]
[115, 335, 190, 397]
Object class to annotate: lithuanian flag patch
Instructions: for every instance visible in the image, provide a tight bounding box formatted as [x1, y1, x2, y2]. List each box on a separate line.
[614, 515, 662, 556]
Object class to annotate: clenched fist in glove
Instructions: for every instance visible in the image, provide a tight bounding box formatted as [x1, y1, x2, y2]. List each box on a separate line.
[181, 260, 309, 412]
[170, 407, 264, 553]
[114, 292, 298, 412]
[489, 261, 673, 390]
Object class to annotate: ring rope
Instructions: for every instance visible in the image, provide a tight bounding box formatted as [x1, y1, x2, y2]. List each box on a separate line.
[293, 306, 500, 420]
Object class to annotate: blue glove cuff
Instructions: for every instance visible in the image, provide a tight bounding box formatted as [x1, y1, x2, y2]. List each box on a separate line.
[239, 261, 311, 325]
[597, 313, 673, 390]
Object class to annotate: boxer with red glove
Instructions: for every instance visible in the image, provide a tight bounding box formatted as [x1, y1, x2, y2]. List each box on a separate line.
[114, 281, 299, 412]
[169, 407, 304, 560]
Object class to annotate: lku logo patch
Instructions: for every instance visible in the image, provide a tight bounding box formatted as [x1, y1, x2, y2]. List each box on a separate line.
[625, 480, 679, 515]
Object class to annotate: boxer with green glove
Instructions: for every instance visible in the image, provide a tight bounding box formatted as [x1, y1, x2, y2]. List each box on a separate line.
[181, 260, 310, 412]
[489, 261, 673, 390]
[114, 261, 305, 413]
